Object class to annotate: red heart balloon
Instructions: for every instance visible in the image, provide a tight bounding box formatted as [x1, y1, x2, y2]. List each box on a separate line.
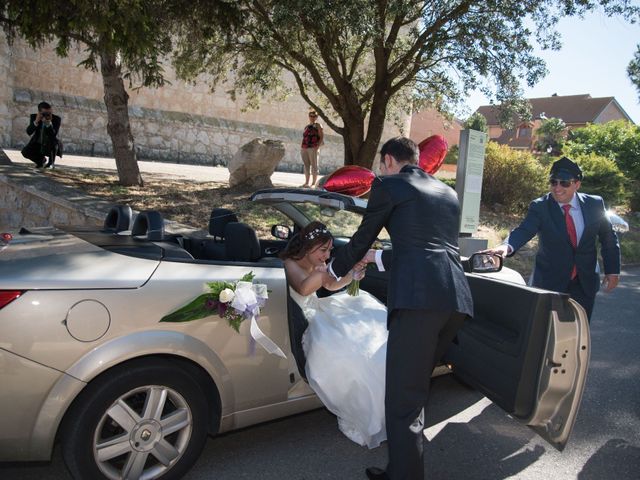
[322, 165, 375, 197]
[418, 135, 448, 174]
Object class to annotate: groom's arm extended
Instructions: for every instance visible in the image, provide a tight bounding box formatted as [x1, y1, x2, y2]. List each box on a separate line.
[331, 180, 392, 278]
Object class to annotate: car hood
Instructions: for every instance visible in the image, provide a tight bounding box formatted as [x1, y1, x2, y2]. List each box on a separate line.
[0, 227, 159, 289]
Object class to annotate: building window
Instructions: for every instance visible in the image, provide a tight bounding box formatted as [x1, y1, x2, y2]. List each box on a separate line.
[518, 126, 532, 138]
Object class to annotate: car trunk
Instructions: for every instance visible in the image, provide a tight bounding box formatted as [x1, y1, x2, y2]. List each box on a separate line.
[0, 227, 159, 289]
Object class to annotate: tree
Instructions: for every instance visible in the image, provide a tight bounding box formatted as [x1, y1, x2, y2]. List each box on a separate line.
[464, 112, 488, 133]
[565, 120, 640, 209]
[175, 0, 639, 170]
[628, 44, 640, 100]
[1, 1, 235, 186]
[534, 117, 566, 155]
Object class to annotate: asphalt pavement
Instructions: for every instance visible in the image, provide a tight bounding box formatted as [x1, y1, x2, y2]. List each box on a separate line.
[1, 266, 638, 480]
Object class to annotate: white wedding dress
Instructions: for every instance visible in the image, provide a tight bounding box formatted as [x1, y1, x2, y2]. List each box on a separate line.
[290, 287, 388, 448]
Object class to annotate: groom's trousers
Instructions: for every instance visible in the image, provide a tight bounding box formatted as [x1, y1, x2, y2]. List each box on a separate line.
[385, 308, 466, 480]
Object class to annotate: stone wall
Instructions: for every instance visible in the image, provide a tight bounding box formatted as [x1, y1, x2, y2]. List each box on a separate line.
[3, 38, 404, 173]
[0, 35, 13, 147]
[11, 87, 344, 173]
[0, 171, 103, 230]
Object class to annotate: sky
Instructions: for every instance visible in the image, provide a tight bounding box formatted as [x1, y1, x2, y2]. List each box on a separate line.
[464, 10, 640, 124]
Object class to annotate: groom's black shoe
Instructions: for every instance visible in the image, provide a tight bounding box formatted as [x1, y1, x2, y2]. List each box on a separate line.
[365, 467, 389, 479]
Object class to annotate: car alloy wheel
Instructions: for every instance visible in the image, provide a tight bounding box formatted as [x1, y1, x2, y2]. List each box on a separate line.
[92, 385, 193, 479]
[62, 358, 209, 480]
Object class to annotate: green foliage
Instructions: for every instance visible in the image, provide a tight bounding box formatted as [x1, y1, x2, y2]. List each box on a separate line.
[573, 153, 626, 205]
[441, 177, 457, 189]
[0, 0, 189, 88]
[628, 44, 640, 101]
[534, 117, 566, 155]
[565, 120, 640, 209]
[444, 145, 459, 165]
[481, 142, 547, 213]
[565, 121, 640, 178]
[464, 113, 488, 133]
[174, 0, 640, 169]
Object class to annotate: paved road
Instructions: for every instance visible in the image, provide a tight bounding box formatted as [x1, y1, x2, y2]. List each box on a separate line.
[1, 266, 638, 480]
[4, 149, 308, 186]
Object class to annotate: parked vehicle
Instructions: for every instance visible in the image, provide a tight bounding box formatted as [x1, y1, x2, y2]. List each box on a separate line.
[0, 189, 589, 480]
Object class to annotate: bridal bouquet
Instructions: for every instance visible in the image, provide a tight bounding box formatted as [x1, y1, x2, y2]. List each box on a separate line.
[346, 278, 360, 296]
[346, 266, 368, 296]
[160, 272, 268, 332]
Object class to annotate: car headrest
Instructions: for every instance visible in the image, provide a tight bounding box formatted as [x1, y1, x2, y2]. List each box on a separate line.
[131, 211, 165, 241]
[103, 205, 132, 232]
[209, 208, 239, 239]
[224, 222, 261, 262]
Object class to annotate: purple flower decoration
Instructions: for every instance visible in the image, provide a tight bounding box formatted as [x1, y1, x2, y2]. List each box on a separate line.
[217, 302, 228, 317]
[205, 298, 218, 310]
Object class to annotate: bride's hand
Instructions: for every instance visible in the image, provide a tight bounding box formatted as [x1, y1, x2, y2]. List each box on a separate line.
[352, 268, 366, 281]
[315, 264, 328, 273]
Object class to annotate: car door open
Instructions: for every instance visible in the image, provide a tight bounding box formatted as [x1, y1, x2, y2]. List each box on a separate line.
[445, 274, 590, 451]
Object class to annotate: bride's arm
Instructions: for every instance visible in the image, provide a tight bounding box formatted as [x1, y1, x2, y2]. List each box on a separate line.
[285, 259, 331, 296]
[321, 267, 356, 291]
[285, 260, 359, 294]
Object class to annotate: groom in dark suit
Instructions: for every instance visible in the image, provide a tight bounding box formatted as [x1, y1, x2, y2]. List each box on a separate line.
[485, 157, 620, 320]
[329, 136, 473, 480]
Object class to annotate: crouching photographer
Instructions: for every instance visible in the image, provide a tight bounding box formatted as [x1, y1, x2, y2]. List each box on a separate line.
[21, 101, 62, 169]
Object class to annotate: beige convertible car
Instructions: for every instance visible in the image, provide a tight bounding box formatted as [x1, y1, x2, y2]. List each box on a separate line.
[0, 189, 589, 480]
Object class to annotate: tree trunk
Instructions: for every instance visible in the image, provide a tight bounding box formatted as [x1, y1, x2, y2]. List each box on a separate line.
[99, 50, 143, 187]
[341, 99, 388, 170]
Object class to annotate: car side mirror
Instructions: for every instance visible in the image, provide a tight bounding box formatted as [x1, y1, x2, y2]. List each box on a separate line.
[468, 252, 503, 273]
[271, 224, 292, 240]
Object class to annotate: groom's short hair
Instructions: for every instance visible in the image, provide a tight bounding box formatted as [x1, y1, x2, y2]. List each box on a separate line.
[380, 137, 419, 164]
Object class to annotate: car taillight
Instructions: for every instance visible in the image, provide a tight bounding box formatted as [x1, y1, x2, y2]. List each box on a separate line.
[0, 291, 24, 309]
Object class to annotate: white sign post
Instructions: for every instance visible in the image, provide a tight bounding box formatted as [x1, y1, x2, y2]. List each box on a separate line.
[455, 129, 488, 256]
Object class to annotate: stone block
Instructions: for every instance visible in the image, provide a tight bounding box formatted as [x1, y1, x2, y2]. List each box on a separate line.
[14, 89, 32, 104]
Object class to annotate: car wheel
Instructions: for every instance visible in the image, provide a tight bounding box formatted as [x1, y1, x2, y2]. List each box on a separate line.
[62, 358, 209, 480]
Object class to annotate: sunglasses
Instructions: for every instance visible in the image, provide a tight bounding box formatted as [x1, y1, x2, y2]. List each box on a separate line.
[549, 179, 575, 188]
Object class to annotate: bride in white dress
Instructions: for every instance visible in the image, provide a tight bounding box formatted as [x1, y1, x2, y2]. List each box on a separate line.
[282, 221, 388, 449]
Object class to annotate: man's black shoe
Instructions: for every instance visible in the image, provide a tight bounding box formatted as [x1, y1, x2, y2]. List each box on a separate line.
[365, 467, 389, 479]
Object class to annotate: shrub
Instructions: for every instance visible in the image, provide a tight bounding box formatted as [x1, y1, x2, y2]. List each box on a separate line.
[464, 112, 488, 133]
[573, 153, 626, 206]
[565, 120, 640, 210]
[444, 144, 458, 165]
[481, 142, 547, 212]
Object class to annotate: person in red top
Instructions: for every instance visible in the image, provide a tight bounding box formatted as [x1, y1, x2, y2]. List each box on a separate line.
[300, 110, 324, 187]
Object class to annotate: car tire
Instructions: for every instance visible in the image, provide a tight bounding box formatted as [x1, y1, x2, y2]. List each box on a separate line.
[61, 358, 209, 480]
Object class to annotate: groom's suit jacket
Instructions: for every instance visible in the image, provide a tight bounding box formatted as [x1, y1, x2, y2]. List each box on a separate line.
[332, 164, 473, 318]
[508, 192, 620, 299]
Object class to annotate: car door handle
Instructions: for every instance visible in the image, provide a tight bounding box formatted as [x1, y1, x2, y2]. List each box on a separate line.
[265, 247, 280, 255]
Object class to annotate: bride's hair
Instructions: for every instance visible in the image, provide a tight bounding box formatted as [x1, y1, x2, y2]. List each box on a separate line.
[280, 221, 333, 261]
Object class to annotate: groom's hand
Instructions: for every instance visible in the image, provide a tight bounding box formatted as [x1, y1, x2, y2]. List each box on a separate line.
[362, 249, 377, 264]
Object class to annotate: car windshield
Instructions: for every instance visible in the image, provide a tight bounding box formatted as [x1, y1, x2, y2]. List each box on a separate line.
[290, 202, 390, 241]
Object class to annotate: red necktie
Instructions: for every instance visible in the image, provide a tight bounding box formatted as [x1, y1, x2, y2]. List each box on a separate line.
[562, 204, 578, 279]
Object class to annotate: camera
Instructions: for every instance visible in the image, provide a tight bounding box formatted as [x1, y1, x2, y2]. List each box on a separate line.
[41, 112, 52, 118]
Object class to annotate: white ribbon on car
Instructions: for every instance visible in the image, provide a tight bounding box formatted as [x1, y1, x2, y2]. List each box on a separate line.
[231, 281, 286, 359]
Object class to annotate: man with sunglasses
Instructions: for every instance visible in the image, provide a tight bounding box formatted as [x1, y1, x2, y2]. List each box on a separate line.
[484, 156, 620, 320]
[21, 101, 62, 169]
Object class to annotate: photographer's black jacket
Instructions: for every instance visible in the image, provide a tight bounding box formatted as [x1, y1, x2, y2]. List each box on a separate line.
[26, 113, 61, 144]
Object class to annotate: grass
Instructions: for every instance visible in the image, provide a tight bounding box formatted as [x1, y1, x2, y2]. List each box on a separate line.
[46, 167, 639, 278]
